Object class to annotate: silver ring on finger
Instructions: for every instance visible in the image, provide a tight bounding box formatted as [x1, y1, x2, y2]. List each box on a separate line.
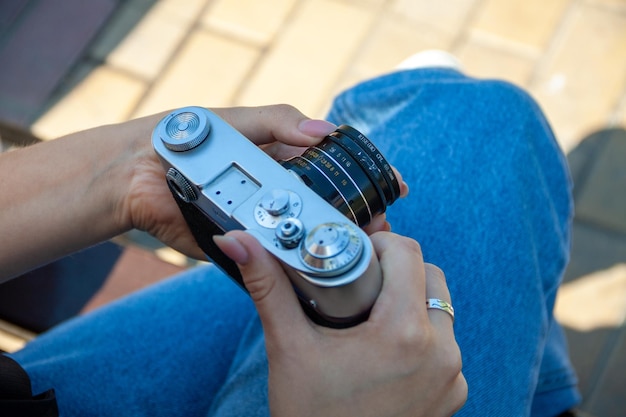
[426, 298, 455, 323]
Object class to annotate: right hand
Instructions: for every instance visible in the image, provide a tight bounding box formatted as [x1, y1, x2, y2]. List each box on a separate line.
[215, 231, 467, 417]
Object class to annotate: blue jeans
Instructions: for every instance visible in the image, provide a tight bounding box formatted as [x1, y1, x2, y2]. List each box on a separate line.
[12, 69, 581, 416]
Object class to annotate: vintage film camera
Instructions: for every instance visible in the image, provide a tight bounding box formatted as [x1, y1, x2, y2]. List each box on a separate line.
[152, 107, 400, 327]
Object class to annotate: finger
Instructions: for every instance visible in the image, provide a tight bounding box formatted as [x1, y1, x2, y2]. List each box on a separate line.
[449, 373, 469, 415]
[429, 372, 468, 417]
[391, 166, 409, 198]
[213, 230, 309, 343]
[362, 213, 391, 235]
[424, 263, 455, 332]
[424, 263, 451, 301]
[212, 105, 336, 147]
[367, 232, 427, 325]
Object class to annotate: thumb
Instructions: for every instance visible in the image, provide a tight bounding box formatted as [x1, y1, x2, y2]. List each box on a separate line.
[213, 231, 309, 339]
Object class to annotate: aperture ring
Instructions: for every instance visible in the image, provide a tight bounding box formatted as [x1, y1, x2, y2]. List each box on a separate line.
[333, 125, 400, 204]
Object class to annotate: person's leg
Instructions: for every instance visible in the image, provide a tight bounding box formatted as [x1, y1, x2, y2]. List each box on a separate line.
[206, 315, 269, 417]
[326, 68, 581, 416]
[10, 264, 258, 416]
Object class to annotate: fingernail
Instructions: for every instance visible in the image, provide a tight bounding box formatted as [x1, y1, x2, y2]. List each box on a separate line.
[401, 180, 409, 198]
[213, 235, 249, 265]
[298, 119, 337, 137]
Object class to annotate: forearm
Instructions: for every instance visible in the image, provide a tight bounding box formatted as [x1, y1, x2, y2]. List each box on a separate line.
[0, 113, 166, 282]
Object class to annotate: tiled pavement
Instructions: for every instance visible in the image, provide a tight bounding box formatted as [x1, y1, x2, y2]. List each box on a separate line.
[1, 1, 625, 415]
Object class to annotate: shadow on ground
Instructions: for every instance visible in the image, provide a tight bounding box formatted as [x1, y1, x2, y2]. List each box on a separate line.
[563, 127, 626, 417]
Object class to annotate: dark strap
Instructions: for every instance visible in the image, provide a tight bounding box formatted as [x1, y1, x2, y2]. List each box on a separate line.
[0, 354, 58, 417]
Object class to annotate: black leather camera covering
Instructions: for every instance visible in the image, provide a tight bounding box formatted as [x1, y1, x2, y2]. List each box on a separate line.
[168, 183, 245, 288]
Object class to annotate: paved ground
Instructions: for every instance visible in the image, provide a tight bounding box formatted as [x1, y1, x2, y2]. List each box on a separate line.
[0, 1, 625, 415]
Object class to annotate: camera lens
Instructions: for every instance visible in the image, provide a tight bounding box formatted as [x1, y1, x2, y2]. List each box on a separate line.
[279, 125, 400, 226]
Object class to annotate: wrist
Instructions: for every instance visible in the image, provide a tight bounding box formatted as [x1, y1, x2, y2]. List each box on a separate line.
[109, 112, 170, 233]
[0, 115, 159, 280]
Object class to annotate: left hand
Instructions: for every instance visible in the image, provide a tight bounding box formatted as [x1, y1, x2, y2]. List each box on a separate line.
[122, 104, 406, 259]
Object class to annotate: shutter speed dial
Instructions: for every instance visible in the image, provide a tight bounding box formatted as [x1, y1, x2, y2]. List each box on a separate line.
[259, 189, 290, 215]
[300, 222, 364, 276]
[255, 189, 303, 228]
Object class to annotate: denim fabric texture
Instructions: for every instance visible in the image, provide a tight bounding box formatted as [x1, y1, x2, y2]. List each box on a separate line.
[12, 69, 581, 416]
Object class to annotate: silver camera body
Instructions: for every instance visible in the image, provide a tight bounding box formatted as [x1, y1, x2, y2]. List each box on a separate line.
[152, 107, 386, 327]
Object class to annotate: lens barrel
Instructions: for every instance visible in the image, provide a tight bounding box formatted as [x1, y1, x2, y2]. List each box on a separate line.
[279, 125, 400, 226]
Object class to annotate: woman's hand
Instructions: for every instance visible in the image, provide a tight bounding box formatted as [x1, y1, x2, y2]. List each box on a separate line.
[121, 105, 339, 260]
[122, 104, 406, 259]
[214, 231, 467, 417]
